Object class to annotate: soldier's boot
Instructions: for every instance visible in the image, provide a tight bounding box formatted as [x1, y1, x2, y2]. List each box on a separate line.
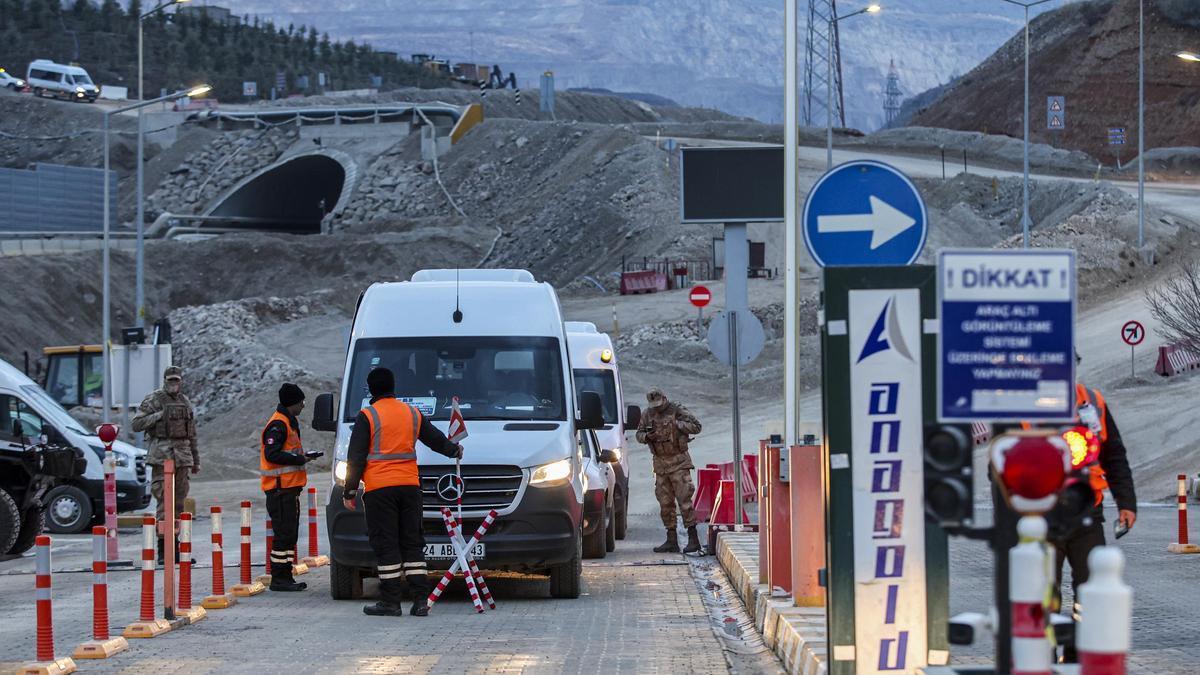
[364, 578, 406, 617]
[269, 562, 307, 592]
[682, 526, 702, 554]
[409, 601, 430, 617]
[653, 529, 680, 553]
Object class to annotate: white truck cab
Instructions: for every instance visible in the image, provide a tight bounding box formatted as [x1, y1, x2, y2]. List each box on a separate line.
[565, 321, 639, 541]
[312, 269, 608, 600]
[0, 358, 149, 540]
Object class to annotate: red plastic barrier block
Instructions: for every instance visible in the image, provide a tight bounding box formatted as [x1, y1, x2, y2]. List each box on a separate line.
[693, 468, 721, 523]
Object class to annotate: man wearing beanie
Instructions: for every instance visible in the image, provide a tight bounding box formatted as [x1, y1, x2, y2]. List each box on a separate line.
[259, 382, 320, 591]
[342, 367, 464, 617]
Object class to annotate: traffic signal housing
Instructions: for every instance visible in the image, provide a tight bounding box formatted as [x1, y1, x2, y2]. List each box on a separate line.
[924, 423, 975, 527]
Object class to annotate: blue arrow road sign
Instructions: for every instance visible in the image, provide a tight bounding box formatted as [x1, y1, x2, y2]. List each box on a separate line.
[802, 160, 928, 267]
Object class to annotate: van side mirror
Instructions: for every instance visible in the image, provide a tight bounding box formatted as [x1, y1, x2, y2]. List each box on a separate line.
[598, 448, 620, 464]
[625, 405, 642, 432]
[577, 391, 604, 431]
[312, 393, 338, 432]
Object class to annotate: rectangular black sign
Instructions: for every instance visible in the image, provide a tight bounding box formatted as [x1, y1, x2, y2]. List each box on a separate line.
[680, 146, 784, 223]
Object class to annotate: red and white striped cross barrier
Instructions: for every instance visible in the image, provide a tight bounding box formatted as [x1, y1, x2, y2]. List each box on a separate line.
[426, 508, 498, 612]
[1169, 474, 1200, 554]
[231, 501, 265, 596]
[302, 486, 329, 567]
[445, 509, 496, 609]
[123, 516, 171, 638]
[1078, 546, 1132, 675]
[18, 535, 77, 675]
[1010, 516, 1052, 675]
[257, 517, 274, 585]
[73, 527, 129, 659]
[177, 512, 206, 623]
[202, 506, 237, 609]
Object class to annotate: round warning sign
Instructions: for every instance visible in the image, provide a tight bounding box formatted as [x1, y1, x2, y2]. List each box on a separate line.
[1121, 320, 1145, 346]
[689, 286, 712, 308]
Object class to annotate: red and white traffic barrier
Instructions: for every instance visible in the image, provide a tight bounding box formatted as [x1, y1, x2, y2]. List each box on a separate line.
[1078, 546, 1132, 674]
[1010, 516, 1052, 675]
[202, 506, 237, 609]
[177, 512, 206, 623]
[302, 486, 329, 567]
[122, 516, 170, 638]
[445, 509, 495, 609]
[257, 517, 274, 585]
[73, 527, 128, 659]
[1154, 343, 1200, 377]
[427, 508, 498, 612]
[18, 535, 77, 675]
[1169, 474, 1200, 554]
[231, 501, 265, 596]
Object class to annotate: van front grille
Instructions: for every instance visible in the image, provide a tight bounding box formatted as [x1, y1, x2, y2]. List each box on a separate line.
[419, 464, 523, 512]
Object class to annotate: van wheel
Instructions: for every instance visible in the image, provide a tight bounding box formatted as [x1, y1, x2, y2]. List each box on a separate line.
[605, 504, 616, 553]
[583, 510, 607, 559]
[550, 529, 582, 599]
[0, 488, 20, 555]
[329, 559, 362, 600]
[9, 509, 44, 556]
[32, 87, 43, 98]
[614, 486, 628, 540]
[45, 485, 92, 534]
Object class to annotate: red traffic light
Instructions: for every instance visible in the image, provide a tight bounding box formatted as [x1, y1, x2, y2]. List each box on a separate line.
[96, 424, 119, 445]
[990, 431, 1071, 514]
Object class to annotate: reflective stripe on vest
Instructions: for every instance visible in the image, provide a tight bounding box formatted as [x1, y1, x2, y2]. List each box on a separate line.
[259, 410, 307, 492]
[361, 398, 422, 492]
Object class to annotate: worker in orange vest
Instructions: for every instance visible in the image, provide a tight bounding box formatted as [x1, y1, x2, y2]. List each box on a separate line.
[342, 367, 463, 617]
[260, 383, 322, 592]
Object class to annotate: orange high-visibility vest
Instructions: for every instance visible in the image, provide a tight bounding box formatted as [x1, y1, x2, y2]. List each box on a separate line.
[361, 398, 422, 493]
[260, 411, 307, 492]
[1076, 383, 1110, 503]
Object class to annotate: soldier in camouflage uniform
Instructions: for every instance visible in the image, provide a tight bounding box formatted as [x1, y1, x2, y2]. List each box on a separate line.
[636, 387, 703, 554]
[132, 366, 199, 561]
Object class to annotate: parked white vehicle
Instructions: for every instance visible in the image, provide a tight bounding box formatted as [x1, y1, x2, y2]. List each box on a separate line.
[0, 67, 26, 90]
[26, 60, 98, 102]
[312, 269, 610, 600]
[565, 321, 639, 541]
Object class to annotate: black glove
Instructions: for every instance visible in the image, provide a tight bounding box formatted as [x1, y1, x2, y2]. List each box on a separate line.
[449, 443, 464, 459]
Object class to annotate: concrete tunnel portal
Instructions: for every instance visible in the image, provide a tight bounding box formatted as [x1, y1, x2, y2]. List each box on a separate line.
[208, 154, 347, 234]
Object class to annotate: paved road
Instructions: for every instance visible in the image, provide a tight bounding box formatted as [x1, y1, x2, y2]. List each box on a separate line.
[0, 479, 774, 674]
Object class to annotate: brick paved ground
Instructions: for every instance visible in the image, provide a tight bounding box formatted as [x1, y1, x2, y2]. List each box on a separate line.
[0, 480, 741, 674]
[949, 504, 1200, 673]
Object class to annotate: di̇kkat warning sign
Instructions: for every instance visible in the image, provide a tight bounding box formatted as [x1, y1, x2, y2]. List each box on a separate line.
[937, 249, 1076, 422]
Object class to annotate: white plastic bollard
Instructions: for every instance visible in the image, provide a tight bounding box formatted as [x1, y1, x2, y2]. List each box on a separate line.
[1077, 546, 1132, 675]
[1010, 516, 1052, 675]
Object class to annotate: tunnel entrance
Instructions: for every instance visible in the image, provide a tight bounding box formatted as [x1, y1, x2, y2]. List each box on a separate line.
[208, 154, 346, 234]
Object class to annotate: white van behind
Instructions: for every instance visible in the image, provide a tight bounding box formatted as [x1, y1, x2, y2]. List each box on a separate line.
[26, 60, 99, 102]
[565, 321, 639, 541]
[312, 269, 606, 600]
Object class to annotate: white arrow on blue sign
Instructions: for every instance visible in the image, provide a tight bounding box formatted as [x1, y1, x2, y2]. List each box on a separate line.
[802, 160, 928, 267]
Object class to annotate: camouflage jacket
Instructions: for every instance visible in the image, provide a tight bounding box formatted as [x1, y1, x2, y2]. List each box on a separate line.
[636, 401, 702, 474]
[131, 389, 199, 467]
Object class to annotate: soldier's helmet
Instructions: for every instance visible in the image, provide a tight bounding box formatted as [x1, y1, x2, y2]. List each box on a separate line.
[163, 366, 183, 381]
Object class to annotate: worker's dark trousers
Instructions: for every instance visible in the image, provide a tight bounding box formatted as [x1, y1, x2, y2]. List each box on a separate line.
[1054, 519, 1106, 663]
[363, 485, 430, 606]
[265, 486, 303, 580]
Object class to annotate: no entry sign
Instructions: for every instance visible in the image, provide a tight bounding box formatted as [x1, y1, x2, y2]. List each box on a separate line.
[689, 286, 712, 308]
[1122, 321, 1145, 346]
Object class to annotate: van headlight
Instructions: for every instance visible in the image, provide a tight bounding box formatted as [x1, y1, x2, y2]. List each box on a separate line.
[530, 459, 572, 486]
[115, 452, 130, 468]
[334, 460, 347, 483]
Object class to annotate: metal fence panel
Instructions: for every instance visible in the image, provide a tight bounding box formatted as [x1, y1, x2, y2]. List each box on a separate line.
[0, 163, 117, 233]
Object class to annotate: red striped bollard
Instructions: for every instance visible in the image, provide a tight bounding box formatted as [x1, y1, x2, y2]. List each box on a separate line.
[302, 486, 329, 567]
[1169, 474, 1200, 553]
[231, 501, 265, 596]
[18, 535, 77, 674]
[257, 517, 274, 585]
[177, 513, 206, 623]
[1010, 516, 1052, 675]
[1078, 547, 1132, 675]
[123, 516, 171, 638]
[202, 506, 237, 609]
[73, 527, 129, 658]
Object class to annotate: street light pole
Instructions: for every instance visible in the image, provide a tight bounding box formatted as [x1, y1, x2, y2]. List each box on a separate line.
[102, 85, 210, 424]
[826, 5, 881, 170]
[1138, 0, 1145, 252]
[784, 0, 799, 445]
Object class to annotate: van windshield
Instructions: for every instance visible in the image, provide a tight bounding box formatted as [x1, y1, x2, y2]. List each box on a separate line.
[573, 369, 618, 425]
[20, 384, 90, 437]
[73, 73, 93, 85]
[344, 336, 566, 422]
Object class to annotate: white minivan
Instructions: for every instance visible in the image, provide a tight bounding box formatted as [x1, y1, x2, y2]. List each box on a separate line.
[312, 269, 609, 600]
[565, 321, 639, 541]
[0, 358, 149, 539]
[26, 60, 99, 102]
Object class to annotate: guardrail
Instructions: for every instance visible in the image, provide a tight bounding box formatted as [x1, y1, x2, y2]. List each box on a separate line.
[201, 103, 465, 131]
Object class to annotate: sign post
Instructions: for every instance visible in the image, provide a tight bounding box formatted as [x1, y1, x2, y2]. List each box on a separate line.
[1122, 320, 1144, 378]
[689, 285, 711, 333]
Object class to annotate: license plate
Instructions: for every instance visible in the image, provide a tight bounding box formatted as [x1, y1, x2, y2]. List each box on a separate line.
[423, 543, 485, 560]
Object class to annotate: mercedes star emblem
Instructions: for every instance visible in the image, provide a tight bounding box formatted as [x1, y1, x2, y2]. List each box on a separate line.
[436, 473, 464, 501]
